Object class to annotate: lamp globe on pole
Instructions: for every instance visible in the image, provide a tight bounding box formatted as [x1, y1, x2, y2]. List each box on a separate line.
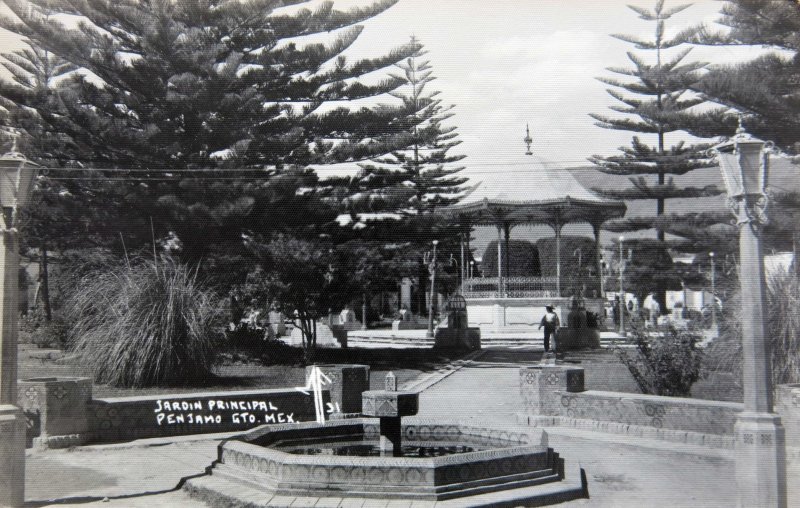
[0, 146, 39, 508]
[711, 118, 787, 508]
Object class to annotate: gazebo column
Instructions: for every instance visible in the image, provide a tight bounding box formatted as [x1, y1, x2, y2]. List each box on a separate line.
[551, 222, 564, 297]
[503, 223, 511, 281]
[592, 222, 604, 298]
[496, 225, 504, 297]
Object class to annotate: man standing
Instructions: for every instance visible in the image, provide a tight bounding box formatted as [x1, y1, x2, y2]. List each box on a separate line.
[539, 305, 560, 353]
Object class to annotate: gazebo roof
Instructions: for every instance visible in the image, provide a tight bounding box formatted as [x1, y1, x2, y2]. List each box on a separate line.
[444, 154, 626, 226]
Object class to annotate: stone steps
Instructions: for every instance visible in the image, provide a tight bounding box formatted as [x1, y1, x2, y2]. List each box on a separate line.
[345, 334, 636, 350]
[184, 464, 589, 507]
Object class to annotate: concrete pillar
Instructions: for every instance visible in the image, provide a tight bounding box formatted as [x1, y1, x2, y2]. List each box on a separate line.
[400, 278, 412, 311]
[0, 229, 24, 506]
[306, 364, 370, 416]
[17, 377, 92, 449]
[734, 218, 787, 508]
[519, 364, 585, 417]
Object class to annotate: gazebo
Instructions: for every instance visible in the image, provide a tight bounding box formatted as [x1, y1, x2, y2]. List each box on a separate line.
[442, 132, 626, 332]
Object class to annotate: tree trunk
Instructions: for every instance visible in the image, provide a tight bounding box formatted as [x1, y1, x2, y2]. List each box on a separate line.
[39, 247, 52, 322]
[361, 292, 368, 330]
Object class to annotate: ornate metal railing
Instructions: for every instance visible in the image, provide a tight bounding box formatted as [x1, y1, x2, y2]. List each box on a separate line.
[461, 276, 601, 299]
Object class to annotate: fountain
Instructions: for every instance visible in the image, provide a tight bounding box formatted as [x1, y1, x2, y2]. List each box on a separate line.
[185, 372, 587, 505]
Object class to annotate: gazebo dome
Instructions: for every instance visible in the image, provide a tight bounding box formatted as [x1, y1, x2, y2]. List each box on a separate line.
[445, 153, 626, 226]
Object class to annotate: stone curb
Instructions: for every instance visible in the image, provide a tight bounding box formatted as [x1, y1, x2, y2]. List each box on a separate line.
[401, 349, 488, 393]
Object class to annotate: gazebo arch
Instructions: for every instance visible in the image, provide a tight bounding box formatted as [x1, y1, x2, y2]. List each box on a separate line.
[441, 136, 626, 332]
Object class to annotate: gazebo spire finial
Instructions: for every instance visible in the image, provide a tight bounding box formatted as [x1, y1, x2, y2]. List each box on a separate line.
[524, 124, 533, 155]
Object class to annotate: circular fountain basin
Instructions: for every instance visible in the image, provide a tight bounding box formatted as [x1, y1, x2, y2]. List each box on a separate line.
[210, 418, 564, 501]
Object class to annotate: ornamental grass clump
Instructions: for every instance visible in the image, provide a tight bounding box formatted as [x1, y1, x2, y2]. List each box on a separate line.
[706, 266, 800, 387]
[68, 259, 221, 388]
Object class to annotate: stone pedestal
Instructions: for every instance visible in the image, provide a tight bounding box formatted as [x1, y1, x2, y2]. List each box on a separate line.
[520, 365, 585, 416]
[362, 390, 418, 457]
[306, 364, 369, 416]
[18, 377, 92, 448]
[0, 404, 25, 507]
[734, 412, 787, 508]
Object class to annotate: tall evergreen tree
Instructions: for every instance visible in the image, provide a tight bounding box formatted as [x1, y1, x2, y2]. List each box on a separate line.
[589, 0, 719, 242]
[679, 0, 800, 152]
[589, 0, 723, 309]
[345, 36, 467, 216]
[676, 1, 800, 265]
[0, 0, 419, 169]
[0, 0, 426, 287]
[328, 36, 468, 314]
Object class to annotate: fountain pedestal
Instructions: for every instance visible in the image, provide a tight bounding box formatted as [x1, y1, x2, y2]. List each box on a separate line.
[361, 390, 418, 456]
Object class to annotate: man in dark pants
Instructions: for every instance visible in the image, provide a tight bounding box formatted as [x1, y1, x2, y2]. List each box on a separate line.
[538, 305, 560, 353]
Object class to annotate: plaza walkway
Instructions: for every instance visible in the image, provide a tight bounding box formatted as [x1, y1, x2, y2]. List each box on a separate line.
[23, 347, 764, 507]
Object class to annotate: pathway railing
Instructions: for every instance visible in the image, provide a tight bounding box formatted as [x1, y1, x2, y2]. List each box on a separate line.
[461, 276, 601, 299]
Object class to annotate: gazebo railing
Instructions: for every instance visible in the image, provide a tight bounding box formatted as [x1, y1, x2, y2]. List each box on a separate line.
[461, 276, 601, 299]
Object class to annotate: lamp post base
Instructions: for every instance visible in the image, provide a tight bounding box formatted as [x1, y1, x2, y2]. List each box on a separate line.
[734, 412, 787, 508]
[0, 404, 25, 507]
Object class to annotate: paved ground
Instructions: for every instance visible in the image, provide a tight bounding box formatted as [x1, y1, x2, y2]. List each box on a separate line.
[23, 347, 796, 507]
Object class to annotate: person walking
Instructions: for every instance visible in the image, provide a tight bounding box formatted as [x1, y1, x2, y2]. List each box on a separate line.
[539, 305, 560, 353]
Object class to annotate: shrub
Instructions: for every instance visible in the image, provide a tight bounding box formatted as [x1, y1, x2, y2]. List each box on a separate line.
[615, 326, 704, 397]
[535, 236, 596, 278]
[68, 259, 222, 388]
[32, 318, 71, 350]
[20, 308, 71, 350]
[706, 267, 800, 387]
[481, 239, 540, 277]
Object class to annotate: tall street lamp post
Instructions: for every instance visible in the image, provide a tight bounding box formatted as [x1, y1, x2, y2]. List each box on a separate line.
[712, 122, 786, 507]
[425, 240, 438, 338]
[0, 148, 39, 507]
[618, 236, 626, 337]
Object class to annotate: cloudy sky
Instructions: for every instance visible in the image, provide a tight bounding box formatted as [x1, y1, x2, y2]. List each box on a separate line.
[339, 0, 755, 169]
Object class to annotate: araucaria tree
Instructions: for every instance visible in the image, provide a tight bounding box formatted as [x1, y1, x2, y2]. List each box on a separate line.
[680, 0, 800, 152]
[334, 37, 467, 316]
[590, 0, 719, 242]
[348, 36, 467, 216]
[0, 0, 419, 169]
[589, 0, 721, 308]
[0, 0, 430, 366]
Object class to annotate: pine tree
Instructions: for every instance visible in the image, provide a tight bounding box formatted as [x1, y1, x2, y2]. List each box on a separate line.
[326, 36, 468, 315]
[0, 0, 420, 169]
[346, 36, 467, 216]
[589, 0, 724, 310]
[679, 0, 800, 152]
[589, 0, 719, 241]
[0, 0, 426, 277]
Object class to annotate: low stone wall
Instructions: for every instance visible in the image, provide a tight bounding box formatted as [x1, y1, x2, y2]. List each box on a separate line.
[519, 364, 743, 446]
[88, 389, 326, 443]
[553, 390, 742, 435]
[18, 377, 333, 448]
[519, 364, 800, 455]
